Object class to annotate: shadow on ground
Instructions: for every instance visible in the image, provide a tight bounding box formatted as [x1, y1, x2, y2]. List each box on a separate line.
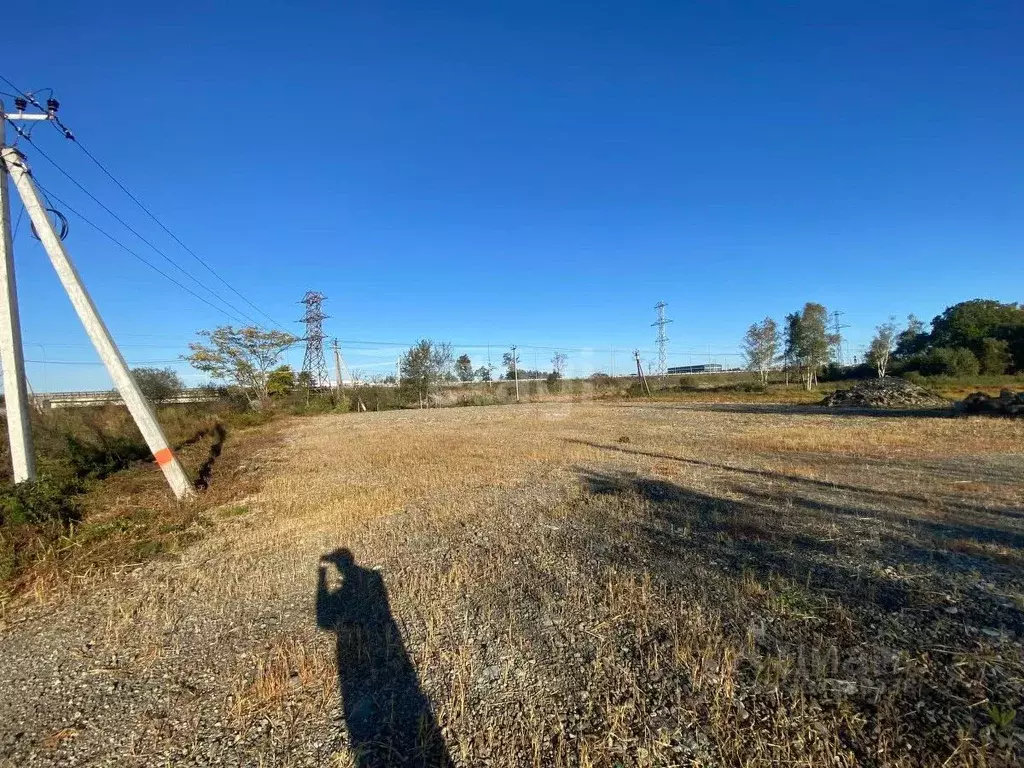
[194, 423, 227, 491]
[316, 548, 452, 768]
[567, 438, 1024, 526]
[559, 467, 1024, 763]
[608, 401, 955, 418]
[577, 466, 1024, 633]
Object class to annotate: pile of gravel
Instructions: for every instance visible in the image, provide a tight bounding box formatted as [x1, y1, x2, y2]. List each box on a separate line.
[957, 389, 1024, 417]
[821, 377, 948, 408]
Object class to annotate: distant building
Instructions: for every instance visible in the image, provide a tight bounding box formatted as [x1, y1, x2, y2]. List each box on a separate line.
[667, 363, 724, 375]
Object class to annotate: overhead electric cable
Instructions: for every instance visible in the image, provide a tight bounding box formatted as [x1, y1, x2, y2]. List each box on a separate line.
[31, 180, 249, 324]
[0, 71, 286, 330]
[3, 121, 266, 327]
[62, 134, 287, 329]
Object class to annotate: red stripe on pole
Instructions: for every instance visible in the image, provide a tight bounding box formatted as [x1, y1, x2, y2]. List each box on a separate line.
[154, 448, 173, 466]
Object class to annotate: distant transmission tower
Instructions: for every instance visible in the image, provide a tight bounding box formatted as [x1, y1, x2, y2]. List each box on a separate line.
[651, 301, 673, 375]
[299, 291, 330, 386]
[830, 310, 850, 367]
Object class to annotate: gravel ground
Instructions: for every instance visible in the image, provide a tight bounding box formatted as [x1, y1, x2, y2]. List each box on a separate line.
[1, 402, 1022, 767]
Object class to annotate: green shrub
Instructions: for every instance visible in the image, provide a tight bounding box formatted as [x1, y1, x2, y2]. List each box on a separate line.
[979, 337, 1013, 375]
[918, 347, 981, 377]
[0, 475, 80, 528]
[902, 370, 927, 386]
[289, 393, 340, 416]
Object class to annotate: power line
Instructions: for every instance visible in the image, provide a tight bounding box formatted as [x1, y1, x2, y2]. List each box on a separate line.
[63, 137, 287, 329]
[30, 180, 249, 324]
[68, 142, 284, 329]
[3, 121, 267, 328]
[0, 72, 285, 330]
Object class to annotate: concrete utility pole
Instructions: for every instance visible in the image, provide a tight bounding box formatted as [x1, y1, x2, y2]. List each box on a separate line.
[634, 349, 651, 396]
[0, 102, 36, 482]
[332, 339, 343, 395]
[3, 147, 195, 499]
[511, 344, 519, 402]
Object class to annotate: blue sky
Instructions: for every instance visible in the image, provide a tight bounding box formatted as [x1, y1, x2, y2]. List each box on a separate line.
[4, 1, 1023, 389]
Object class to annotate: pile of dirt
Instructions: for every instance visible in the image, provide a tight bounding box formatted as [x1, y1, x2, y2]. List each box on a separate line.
[820, 377, 948, 408]
[957, 389, 1024, 417]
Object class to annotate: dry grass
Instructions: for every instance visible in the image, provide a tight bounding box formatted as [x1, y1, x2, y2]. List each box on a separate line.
[229, 633, 336, 720]
[210, 403, 1022, 765]
[0, 411, 282, 611]
[2, 400, 1022, 766]
[729, 415, 1024, 457]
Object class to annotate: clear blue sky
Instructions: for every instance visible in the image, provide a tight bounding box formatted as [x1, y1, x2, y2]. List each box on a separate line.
[4, 1, 1023, 389]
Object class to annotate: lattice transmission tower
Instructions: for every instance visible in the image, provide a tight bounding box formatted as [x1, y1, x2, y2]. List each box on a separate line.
[299, 291, 330, 386]
[830, 310, 850, 366]
[651, 301, 672, 375]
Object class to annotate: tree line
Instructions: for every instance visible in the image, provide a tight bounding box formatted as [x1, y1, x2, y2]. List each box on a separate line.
[180, 328, 571, 409]
[400, 342, 568, 402]
[741, 302, 837, 390]
[742, 299, 1024, 388]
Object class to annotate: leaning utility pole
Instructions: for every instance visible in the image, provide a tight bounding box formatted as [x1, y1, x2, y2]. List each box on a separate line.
[299, 291, 330, 387]
[0, 101, 35, 482]
[511, 344, 519, 402]
[332, 339, 343, 395]
[2, 134, 194, 498]
[634, 349, 651, 396]
[652, 301, 672, 376]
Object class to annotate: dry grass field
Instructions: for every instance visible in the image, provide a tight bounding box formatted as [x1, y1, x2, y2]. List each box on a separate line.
[1, 401, 1022, 767]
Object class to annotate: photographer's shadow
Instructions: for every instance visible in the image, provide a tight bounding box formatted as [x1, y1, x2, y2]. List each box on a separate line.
[316, 548, 452, 767]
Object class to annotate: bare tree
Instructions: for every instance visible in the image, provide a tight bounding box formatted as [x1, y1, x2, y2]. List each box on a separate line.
[867, 319, 898, 378]
[186, 326, 299, 408]
[551, 352, 568, 378]
[741, 317, 779, 386]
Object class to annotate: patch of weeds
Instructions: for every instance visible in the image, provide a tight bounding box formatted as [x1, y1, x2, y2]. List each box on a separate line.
[987, 703, 1017, 734]
[222, 409, 277, 429]
[74, 515, 147, 545]
[0, 474, 82, 584]
[0, 475, 81, 528]
[131, 538, 169, 560]
[770, 580, 822, 620]
[64, 433, 151, 480]
[218, 505, 250, 518]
